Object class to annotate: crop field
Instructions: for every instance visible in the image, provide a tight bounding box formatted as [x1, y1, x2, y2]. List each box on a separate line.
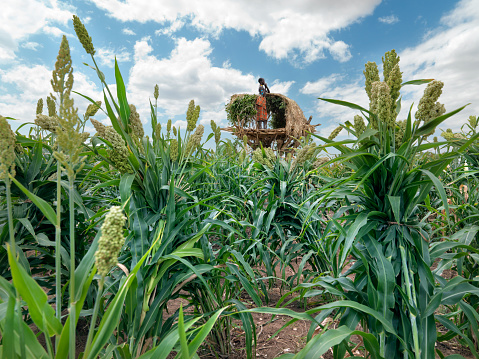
[1, 15, 479, 359]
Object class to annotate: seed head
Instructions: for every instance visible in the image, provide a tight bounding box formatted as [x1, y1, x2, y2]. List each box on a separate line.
[91, 118, 108, 138]
[85, 101, 101, 118]
[104, 127, 132, 173]
[252, 147, 275, 169]
[314, 157, 329, 168]
[364, 61, 380, 102]
[211, 120, 221, 145]
[154, 84, 159, 100]
[291, 143, 316, 170]
[468, 115, 477, 129]
[186, 100, 200, 132]
[36, 98, 44, 115]
[173, 126, 177, 137]
[415, 80, 444, 122]
[35, 114, 59, 133]
[382, 49, 400, 83]
[47, 96, 56, 117]
[242, 135, 248, 148]
[328, 126, 343, 141]
[155, 123, 162, 138]
[387, 63, 402, 112]
[0, 116, 16, 179]
[375, 82, 394, 129]
[95, 206, 126, 277]
[353, 115, 366, 137]
[395, 120, 407, 145]
[72, 15, 95, 55]
[170, 139, 179, 161]
[128, 104, 144, 138]
[185, 124, 204, 156]
[167, 119, 172, 133]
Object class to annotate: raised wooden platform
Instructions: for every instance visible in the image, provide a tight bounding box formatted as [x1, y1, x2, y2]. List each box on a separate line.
[220, 126, 318, 152]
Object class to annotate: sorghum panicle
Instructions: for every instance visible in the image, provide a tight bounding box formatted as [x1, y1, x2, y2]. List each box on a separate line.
[387, 63, 402, 113]
[186, 100, 197, 132]
[155, 123, 162, 138]
[353, 115, 366, 137]
[375, 82, 394, 129]
[128, 104, 144, 138]
[47, 96, 56, 117]
[0, 116, 16, 179]
[95, 206, 126, 277]
[36, 98, 44, 115]
[252, 147, 275, 169]
[185, 124, 204, 156]
[382, 49, 400, 83]
[328, 126, 343, 140]
[170, 139, 179, 161]
[85, 101, 102, 119]
[364, 61, 380, 101]
[415, 80, 444, 122]
[72, 15, 95, 55]
[154, 84, 159, 100]
[35, 114, 59, 133]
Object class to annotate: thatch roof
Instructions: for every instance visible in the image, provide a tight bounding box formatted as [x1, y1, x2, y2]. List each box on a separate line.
[222, 93, 319, 152]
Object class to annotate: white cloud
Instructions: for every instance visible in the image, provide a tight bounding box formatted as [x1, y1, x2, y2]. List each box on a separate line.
[122, 28, 136, 35]
[155, 19, 185, 36]
[378, 15, 399, 24]
[0, 0, 73, 61]
[0, 63, 105, 130]
[302, 0, 479, 135]
[90, 0, 381, 63]
[96, 47, 132, 67]
[127, 37, 256, 124]
[270, 80, 295, 95]
[301, 74, 344, 95]
[21, 41, 42, 51]
[398, 0, 479, 131]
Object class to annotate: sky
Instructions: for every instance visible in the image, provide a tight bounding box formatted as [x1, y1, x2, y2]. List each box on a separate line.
[1, 0, 478, 145]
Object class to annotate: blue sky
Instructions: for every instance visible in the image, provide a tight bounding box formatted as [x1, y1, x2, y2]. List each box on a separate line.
[1, 0, 478, 144]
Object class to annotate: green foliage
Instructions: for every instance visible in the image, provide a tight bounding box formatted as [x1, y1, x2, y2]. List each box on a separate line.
[267, 96, 286, 129]
[225, 94, 257, 127]
[3, 22, 479, 359]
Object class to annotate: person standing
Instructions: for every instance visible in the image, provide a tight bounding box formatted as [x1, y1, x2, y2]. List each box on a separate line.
[256, 78, 270, 129]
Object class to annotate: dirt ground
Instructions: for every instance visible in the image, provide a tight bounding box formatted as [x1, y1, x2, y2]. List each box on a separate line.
[164, 259, 475, 359]
[29, 256, 475, 358]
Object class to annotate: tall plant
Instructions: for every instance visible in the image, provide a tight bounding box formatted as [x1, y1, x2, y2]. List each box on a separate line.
[289, 50, 479, 358]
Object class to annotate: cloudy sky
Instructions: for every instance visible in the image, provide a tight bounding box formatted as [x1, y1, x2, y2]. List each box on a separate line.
[1, 0, 478, 143]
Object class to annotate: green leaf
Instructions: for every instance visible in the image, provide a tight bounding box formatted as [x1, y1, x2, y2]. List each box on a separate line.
[420, 169, 450, 222]
[401, 79, 434, 86]
[9, 175, 58, 227]
[115, 58, 130, 129]
[341, 212, 368, 266]
[318, 98, 374, 118]
[415, 105, 468, 138]
[7, 245, 62, 335]
[388, 196, 401, 223]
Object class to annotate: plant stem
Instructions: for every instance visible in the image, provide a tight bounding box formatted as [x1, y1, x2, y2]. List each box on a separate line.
[68, 173, 76, 359]
[399, 243, 420, 359]
[55, 164, 62, 323]
[6, 177, 27, 359]
[83, 276, 104, 357]
[6, 177, 16, 259]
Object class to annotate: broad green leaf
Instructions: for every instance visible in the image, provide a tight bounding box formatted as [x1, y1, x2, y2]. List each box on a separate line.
[10, 175, 58, 227]
[7, 245, 62, 335]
